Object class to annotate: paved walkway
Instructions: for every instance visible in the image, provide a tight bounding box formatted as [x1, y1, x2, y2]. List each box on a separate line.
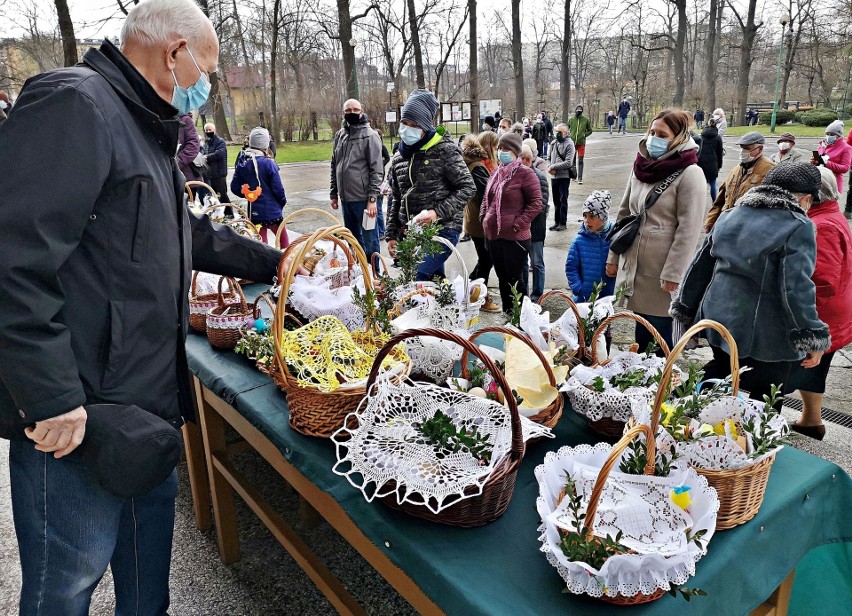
[2, 131, 850, 614]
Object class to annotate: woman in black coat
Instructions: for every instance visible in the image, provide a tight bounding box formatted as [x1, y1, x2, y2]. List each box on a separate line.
[696, 118, 725, 200]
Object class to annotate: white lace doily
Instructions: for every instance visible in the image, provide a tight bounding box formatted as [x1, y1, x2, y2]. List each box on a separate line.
[287, 273, 366, 332]
[332, 378, 552, 514]
[561, 351, 670, 422]
[535, 443, 719, 599]
[390, 301, 470, 383]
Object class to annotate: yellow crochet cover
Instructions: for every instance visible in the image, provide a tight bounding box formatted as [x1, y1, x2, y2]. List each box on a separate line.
[278, 315, 408, 392]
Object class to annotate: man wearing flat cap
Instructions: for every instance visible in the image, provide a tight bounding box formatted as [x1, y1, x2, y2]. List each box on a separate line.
[704, 130, 775, 232]
[771, 132, 809, 165]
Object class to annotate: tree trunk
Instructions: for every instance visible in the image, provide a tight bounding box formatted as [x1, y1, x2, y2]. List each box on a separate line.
[54, 0, 78, 67]
[561, 0, 571, 123]
[704, 0, 718, 110]
[270, 0, 281, 142]
[671, 0, 686, 107]
[511, 0, 525, 119]
[337, 0, 357, 98]
[195, 0, 231, 140]
[469, 0, 479, 133]
[407, 0, 426, 89]
[734, 0, 760, 129]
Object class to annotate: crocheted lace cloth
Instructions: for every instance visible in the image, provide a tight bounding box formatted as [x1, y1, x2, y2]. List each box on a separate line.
[332, 378, 552, 514]
[535, 443, 719, 599]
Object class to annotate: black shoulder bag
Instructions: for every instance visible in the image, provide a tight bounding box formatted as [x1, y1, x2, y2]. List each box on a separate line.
[606, 169, 684, 255]
[555, 142, 578, 179]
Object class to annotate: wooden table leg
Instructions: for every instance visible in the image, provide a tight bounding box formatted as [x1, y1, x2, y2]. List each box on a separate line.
[750, 569, 796, 616]
[182, 421, 212, 532]
[194, 377, 241, 564]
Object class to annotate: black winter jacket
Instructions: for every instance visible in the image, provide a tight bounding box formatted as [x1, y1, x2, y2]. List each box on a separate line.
[0, 40, 281, 440]
[530, 167, 550, 242]
[697, 125, 724, 181]
[387, 127, 475, 241]
[203, 133, 228, 179]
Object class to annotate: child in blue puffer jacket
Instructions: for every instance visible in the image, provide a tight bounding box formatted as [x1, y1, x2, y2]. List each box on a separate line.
[565, 190, 615, 302]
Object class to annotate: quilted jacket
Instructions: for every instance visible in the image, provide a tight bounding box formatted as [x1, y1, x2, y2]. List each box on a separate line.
[565, 222, 616, 302]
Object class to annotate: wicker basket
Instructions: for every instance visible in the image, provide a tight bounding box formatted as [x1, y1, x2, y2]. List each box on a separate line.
[206, 277, 252, 350]
[555, 424, 666, 605]
[276, 207, 342, 250]
[461, 326, 564, 431]
[584, 312, 672, 440]
[650, 319, 774, 530]
[198, 199, 263, 242]
[189, 273, 236, 333]
[365, 328, 526, 527]
[272, 226, 410, 438]
[537, 290, 589, 364]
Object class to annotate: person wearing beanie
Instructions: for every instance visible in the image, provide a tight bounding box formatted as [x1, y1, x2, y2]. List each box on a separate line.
[548, 123, 576, 231]
[783, 167, 852, 439]
[231, 126, 289, 245]
[523, 137, 549, 176]
[816, 119, 851, 196]
[704, 130, 775, 232]
[479, 132, 542, 313]
[531, 114, 547, 158]
[388, 90, 475, 280]
[565, 190, 615, 303]
[519, 144, 550, 302]
[673, 161, 830, 408]
[770, 132, 808, 165]
[567, 105, 593, 183]
[482, 115, 497, 132]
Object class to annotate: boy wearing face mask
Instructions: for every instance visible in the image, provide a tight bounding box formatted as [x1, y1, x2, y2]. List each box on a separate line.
[704, 131, 775, 232]
[387, 89, 476, 281]
[770, 132, 808, 165]
[815, 120, 851, 195]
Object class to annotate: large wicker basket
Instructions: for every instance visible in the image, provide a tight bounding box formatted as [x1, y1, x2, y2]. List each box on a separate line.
[461, 326, 564, 431]
[537, 290, 589, 364]
[272, 225, 410, 437]
[206, 277, 252, 350]
[189, 272, 236, 333]
[365, 328, 526, 527]
[651, 319, 774, 530]
[276, 207, 342, 250]
[583, 311, 672, 441]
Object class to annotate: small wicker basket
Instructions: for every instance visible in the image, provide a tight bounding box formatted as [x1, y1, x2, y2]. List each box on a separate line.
[206, 277, 252, 350]
[189, 272, 236, 333]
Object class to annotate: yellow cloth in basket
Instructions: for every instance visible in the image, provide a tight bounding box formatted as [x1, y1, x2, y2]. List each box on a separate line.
[504, 336, 569, 412]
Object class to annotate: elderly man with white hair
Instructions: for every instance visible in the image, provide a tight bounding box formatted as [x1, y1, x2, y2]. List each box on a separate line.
[0, 0, 289, 612]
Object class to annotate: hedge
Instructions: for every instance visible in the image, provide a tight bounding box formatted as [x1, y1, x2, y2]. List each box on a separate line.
[800, 109, 839, 127]
[758, 109, 796, 124]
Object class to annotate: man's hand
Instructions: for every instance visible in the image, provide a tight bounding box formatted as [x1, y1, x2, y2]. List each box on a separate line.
[367, 202, 377, 218]
[330, 198, 339, 210]
[801, 350, 824, 369]
[414, 209, 438, 224]
[605, 263, 617, 278]
[282, 254, 309, 277]
[387, 240, 397, 257]
[661, 280, 679, 293]
[25, 406, 87, 458]
[548, 168, 556, 175]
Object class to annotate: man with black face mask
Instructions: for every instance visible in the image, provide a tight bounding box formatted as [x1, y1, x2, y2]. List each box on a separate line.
[567, 105, 593, 184]
[201, 122, 230, 205]
[330, 98, 384, 259]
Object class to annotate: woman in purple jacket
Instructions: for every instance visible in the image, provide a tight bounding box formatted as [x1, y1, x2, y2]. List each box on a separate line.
[480, 131, 543, 314]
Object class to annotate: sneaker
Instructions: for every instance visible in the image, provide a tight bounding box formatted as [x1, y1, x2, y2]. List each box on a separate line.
[481, 297, 501, 313]
[549, 224, 560, 231]
[577, 180, 583, 185]
[555, 224, 567, 231]
[459, 234, 471, 242]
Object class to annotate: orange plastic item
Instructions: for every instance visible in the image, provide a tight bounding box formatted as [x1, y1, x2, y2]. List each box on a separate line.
[241, 184, 262, 202]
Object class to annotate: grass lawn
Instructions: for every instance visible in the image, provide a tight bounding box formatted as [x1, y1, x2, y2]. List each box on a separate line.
[226, 136, 399, 166]
[723, 124, 830, 138]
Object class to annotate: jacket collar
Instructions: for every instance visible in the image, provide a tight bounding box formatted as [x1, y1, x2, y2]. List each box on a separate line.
[738, 184, 805, 214]
[808, 199, 840, 217]
[83, 40, 180, 154]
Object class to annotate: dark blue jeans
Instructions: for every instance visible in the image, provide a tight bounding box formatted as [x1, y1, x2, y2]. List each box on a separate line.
[416, 227, 460, 281]
[342, 200, 380, 260]
[10, 439, 177, 615]
[377, 194, 386, 239]
[526, 240, 545, 301]
[552, 177, 570, 226]
[708, 177, 718, 201]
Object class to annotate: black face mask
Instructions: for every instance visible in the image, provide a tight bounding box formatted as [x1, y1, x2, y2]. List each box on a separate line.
[205, 131, 214, 138]
[575, 110, 583, 117]
[344, 112, 361, 125]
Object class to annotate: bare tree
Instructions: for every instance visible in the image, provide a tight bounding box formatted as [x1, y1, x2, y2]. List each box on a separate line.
[469, 0, 479, 132]
[728, 0, 763, 126]
[511, 0, 525, 118]
[704, 0, 720, 109]
[407, 0, 426, 88]
[778, 0, 816, 107]
[433, 4, 469, 96]
[560, 0, 571, 122]
[54, 0, 77, 67]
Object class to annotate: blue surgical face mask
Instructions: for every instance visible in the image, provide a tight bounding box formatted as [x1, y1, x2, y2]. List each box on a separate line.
[825, 135, 838, 145]
[171, 47, 211, 115]
[646, 135, 670, 159]
[498, 150, 514, 165]
[399, 124, 424, 145]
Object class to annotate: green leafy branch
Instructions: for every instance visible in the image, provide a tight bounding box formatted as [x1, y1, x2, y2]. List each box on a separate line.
[557, 477, 627, 570]
[408, 410, 492, 463]
[618, 438, 678, 476]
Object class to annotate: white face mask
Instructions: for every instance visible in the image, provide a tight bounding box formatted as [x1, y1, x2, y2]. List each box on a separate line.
[739, 147, 760, 163]
[778, 142, 792, 152]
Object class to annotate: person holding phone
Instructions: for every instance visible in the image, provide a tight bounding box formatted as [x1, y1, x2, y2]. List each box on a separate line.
[814, 120, 851, 195]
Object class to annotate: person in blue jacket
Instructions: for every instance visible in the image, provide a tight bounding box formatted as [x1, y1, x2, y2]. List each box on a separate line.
[230, 126, 288, 245]
[565, 190, 616, 302]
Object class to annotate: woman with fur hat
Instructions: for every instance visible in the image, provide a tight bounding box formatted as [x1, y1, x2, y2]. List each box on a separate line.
[480, 131, 542, 314]
[605, 109, 706, 351]
[783, 167, 852, 439]
[672, 162, 831, 407]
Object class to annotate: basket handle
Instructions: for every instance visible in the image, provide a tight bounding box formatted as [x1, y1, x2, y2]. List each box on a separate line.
[251, 293, 276, 320]
[583, 424, 656, 541]
[185, 180, 217, 203]
[273, 225, 375, 377]
[216, 276, 246, 312]
[648, 319, 740, 438]
[387, 287, 440, 320]
[280, 232, 355, 270]
[371, 252, 391, 277]
[282, 207, 341, 228]
[200, 201, 252, 222]
[432, 235, 470, 310]
[460, 326, 558, 389]
[590, 311, 671, 364]
[366, 327, 524, 462]
[537, 290, 587, 354]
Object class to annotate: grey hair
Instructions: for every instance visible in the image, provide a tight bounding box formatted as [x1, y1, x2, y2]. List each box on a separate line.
[121, 0, 212, 49]
[522, 138, 538, 156]
[519, 145, 534, 161]
[510, 122, 524, 135]
[555, 123, 568, 133]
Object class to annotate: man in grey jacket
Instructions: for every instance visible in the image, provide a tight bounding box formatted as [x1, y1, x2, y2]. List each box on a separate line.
[548, 123, 576, 231]
[330, 98, 384, 259]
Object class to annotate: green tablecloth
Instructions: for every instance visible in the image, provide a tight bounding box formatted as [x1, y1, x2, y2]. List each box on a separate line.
[186, 288, 852, 616]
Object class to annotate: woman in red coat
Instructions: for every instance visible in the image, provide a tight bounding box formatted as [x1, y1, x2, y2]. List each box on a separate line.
[786, 167, 852, 439]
